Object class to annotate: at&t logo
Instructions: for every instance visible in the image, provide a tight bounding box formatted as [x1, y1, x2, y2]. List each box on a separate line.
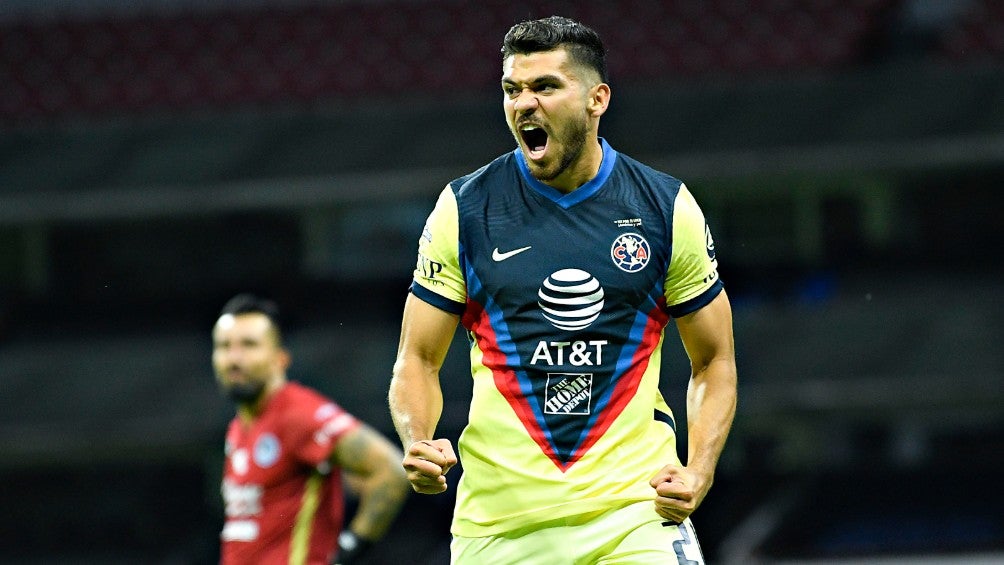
[537, 269, 604, 331]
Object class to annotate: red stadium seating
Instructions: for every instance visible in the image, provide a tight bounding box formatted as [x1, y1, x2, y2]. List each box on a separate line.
[8, 0, 997, 124]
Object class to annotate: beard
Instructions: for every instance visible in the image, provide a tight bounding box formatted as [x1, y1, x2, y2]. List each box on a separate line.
[222, 380, 266, 405]
[521, 114, 590, 183]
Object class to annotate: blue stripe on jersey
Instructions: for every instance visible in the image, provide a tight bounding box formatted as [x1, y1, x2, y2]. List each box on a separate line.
[513, 138, 618, 209]
[614, 306, 658, 379]
[464, 261, 557, 448]
[562, 280, 667, 460]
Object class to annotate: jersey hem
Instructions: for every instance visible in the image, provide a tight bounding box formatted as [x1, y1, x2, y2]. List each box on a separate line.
[450, 495, 653, 537]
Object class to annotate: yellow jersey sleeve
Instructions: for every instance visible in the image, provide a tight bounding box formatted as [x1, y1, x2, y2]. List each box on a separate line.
[664, 183, 721, 315]
[412, 185, 466, 310]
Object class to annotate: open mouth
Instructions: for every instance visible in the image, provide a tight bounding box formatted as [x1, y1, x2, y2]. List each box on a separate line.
[519, 124, 548, 159]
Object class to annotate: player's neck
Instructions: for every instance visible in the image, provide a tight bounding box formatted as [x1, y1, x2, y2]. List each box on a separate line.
[542, 137, 603, 194]
[236, 378, 286, 424]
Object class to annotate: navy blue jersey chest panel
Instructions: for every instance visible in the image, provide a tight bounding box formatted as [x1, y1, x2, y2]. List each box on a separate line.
[450, 149, 684, 464]
[453, 150, 684, 336]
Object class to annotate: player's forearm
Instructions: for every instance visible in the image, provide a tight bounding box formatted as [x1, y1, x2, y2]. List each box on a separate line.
[685, 357, 737, 479]
[388, 361, 444, 446]
[347, 464, 410, 540]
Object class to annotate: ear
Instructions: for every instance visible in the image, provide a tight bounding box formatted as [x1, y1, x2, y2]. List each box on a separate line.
[276, 347, 292, 371]
[588, 83, 611, 118]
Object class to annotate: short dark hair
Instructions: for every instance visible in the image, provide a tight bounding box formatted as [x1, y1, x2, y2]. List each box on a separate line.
[501, 16, 608, 83]
[219, 293, 283, 342]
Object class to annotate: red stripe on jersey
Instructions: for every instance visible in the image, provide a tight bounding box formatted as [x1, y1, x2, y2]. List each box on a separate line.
[565, 302, 671, 468]
[464, 299, 564, 469]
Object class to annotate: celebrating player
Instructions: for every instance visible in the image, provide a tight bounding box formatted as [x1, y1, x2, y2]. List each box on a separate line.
[213, 293, 409, 564]
[389, 16, 738, 564]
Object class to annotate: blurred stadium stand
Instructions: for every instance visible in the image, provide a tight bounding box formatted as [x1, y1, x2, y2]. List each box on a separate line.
[0, 0, 899, 121]
[1, 1, 1002, 563]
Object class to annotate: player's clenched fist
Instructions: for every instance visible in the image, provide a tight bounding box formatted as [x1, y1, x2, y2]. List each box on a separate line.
[649, 464, 709, 524]
[403, 439, 458, 494]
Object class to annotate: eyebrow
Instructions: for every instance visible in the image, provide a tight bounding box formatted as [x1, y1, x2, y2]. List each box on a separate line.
[501, 74, 565, 87]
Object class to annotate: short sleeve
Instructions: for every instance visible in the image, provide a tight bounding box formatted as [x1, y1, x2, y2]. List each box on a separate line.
[290, 400, 359, 467]
[664, 183, 723, 317]
[411, 185, 466, 313]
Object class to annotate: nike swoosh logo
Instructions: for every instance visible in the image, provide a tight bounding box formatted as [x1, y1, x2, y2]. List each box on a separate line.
[492, 245, 532, 261]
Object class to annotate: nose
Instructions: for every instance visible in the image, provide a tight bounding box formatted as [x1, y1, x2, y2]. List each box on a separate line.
[512, 90, 539, 114]
[216, 346, 241, 367]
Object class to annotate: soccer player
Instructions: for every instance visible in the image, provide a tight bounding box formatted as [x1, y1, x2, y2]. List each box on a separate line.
[388, 16, 738, 564]
[213, 293, 409, 565]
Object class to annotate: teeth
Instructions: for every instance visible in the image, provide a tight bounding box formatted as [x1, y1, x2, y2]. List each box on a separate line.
[520, 124, 540, 131]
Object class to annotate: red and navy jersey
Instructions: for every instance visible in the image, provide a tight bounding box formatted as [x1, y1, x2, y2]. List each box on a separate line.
[411, 139, 722, 536]
[220, 382, 359, 565]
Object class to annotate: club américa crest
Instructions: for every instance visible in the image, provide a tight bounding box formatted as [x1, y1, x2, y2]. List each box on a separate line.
[610, 232, 650, 272]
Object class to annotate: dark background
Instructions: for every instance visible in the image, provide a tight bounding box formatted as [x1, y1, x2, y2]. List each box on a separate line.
[0, 1, 1002, 563]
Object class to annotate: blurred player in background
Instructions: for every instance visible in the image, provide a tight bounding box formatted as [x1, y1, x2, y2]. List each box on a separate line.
[389, 16, 737, 564]
[213, 293, 409, 564]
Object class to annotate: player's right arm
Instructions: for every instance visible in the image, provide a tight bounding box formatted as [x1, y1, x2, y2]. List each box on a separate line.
[389, 293, 460, 494]
[390, 185, 464, 494]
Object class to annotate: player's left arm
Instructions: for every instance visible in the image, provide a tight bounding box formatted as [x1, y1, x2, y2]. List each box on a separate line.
[651, 290, 737, 523]
[330, 422, 410, 551]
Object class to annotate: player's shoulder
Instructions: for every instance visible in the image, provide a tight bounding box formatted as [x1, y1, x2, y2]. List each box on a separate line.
[607, 151, 688, 218]
[614, 151, 684, 190]
[275, 382, 338, 415]
[449, 151, 519, 198]
[274, 383, 355, 430]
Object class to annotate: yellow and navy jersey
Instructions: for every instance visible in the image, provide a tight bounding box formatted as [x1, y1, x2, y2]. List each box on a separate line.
[411, 139, 722, 537]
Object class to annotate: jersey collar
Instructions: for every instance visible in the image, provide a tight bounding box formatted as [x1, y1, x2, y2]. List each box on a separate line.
[514, 138, 618, 209]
